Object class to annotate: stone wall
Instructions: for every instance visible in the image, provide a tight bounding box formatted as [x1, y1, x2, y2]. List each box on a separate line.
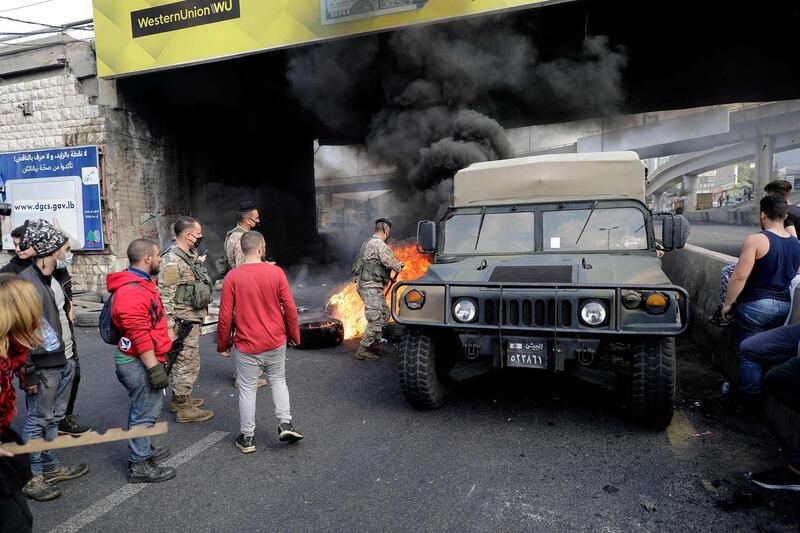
[0, 39, 186, 291]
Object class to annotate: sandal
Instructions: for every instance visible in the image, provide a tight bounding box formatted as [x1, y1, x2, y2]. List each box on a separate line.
[708, 305, 734, 327]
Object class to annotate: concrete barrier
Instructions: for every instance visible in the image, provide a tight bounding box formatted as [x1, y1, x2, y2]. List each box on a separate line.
[661, 243, 800, 453]
[685, 205, 758, 226]
[661, 244, 737, 378]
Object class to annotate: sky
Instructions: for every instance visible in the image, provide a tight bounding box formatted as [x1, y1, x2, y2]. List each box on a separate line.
[0, 0, 94, 47]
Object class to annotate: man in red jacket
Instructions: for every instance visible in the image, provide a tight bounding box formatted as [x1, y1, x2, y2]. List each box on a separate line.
[106, 239, 176, 483]
[217, 230, 303, 453]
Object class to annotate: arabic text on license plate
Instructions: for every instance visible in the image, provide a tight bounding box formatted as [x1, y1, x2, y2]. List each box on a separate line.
[507, 341, 547, 369]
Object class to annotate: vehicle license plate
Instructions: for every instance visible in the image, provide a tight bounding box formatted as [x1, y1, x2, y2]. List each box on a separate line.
[506, 340, 548, 369]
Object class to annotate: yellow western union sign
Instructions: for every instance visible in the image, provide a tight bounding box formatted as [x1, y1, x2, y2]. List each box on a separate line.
[93, 0, 552, 78]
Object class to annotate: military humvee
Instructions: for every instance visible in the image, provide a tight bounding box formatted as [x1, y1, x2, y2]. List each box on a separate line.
[391, 152, 689, 428]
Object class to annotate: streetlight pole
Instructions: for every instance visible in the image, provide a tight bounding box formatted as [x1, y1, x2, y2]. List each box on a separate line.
[598, 226, 620, 249]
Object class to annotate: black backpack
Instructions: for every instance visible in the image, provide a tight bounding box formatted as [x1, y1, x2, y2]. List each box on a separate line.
[99, 282, 140, 345]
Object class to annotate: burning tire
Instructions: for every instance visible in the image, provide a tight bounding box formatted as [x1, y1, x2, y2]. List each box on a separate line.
[398, 329, 452, 409]
[628, 337, 675, 429]
[297, 317, 344, 350]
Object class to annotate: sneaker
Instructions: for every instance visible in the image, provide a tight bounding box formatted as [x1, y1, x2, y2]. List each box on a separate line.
[43, 463, 89, 483]
[278, 423, 303, 443]
[751, 465, 800, 492]
[150, 445, 171, 463]
[128, 458, 176, 484]
[58, 414, 91, 435]
[22, 475, 62, 501]
[235, 434, 256, 453]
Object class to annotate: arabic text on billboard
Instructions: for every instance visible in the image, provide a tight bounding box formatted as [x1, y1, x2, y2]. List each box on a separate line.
[0, 147, 104, 251]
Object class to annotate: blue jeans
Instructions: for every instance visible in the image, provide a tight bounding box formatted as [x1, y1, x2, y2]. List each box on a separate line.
[739, 323, 800, 394]
[734, 299, 791, 395]
[115, 359, 163, 464]
[22, 358, 76, 475]
[763, 355, 800, 468]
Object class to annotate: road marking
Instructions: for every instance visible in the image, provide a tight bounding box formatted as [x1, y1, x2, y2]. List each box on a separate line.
[665, 410, 699, 459]
[49, 431, 229, 533]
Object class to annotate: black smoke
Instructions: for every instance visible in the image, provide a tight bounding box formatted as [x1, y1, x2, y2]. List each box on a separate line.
[288, 15, 627, 223]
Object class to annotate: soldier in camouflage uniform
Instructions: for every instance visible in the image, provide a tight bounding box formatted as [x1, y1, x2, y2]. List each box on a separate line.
[223, 201, 260, 272]
[353, 218, 404, 361]
[158, 216, 215, 422]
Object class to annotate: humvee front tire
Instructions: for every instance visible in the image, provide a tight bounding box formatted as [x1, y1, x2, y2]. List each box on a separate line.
[629, 337, 675, 429]
[398, 329, 452, 409]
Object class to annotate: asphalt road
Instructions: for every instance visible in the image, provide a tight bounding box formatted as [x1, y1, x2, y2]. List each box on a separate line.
[10, 326, 799, 532]
[686, 223, 758, 257]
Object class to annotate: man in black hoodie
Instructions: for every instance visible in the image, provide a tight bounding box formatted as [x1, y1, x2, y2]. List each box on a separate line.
[0, 225, 34, 275]
[18, 220, 88, 502]
[1, 224, 90, 436]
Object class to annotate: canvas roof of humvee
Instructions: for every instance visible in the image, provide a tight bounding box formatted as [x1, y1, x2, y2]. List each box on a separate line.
[452, 151, 647, 207]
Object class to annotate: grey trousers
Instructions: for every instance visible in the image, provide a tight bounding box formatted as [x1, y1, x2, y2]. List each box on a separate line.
[234, 345, 291, 437]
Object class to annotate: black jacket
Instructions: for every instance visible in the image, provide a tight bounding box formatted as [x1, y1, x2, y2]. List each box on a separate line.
[0, 255, 32, 275]
[0, 429, 31, 495]
[18, 264, 76, 387]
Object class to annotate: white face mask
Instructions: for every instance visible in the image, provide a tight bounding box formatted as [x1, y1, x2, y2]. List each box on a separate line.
[56, 252, 73, 270]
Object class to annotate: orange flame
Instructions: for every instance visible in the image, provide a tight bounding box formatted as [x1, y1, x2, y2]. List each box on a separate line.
[327, 241, 431, 340]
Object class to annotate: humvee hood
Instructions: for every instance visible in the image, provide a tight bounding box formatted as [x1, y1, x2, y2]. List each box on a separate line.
[420, 254, 671, 286]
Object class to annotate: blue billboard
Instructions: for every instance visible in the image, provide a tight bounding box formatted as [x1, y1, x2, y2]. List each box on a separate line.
[0, 146, 104, 251]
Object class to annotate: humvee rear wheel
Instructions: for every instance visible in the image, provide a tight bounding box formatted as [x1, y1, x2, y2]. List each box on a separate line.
[398, 329, 452, 409]
[628, 337, 675, 429]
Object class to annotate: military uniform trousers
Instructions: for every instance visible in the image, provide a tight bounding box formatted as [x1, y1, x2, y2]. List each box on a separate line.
[170, 323, 201, 397]
[358, 287, 389, 348]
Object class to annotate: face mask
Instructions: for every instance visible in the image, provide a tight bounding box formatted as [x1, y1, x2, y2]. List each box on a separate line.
[56, 252, 73, 270]
[189, 234, 203, 248]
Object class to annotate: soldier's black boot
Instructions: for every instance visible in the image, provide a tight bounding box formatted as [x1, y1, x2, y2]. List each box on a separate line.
[128, 458, 176, 484]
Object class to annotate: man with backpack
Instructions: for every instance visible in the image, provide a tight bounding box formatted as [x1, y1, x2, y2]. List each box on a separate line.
[106, 239, 176, 483]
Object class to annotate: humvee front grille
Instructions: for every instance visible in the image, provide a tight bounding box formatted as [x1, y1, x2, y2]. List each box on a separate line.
[483, 297, 573, 327]
[489, 266, 574, 284]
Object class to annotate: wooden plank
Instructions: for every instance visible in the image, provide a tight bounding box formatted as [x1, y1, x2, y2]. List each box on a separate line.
[1, 422, 168, 455]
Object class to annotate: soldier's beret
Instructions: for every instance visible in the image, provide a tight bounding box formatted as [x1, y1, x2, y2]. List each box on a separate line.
[375, 217, 392, 228]
[238, 201, 258, 212]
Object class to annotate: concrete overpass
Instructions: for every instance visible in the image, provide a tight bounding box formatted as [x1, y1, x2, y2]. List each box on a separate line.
[644, 100, 800, 201]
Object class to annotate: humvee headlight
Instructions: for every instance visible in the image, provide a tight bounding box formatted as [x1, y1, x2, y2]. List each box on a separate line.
[622, 290, 642, 309]
[646, 292, 669, 314]
[404, 289, 426, 310]
[453, 299, 477, 323]
[580, 300, 607, 327]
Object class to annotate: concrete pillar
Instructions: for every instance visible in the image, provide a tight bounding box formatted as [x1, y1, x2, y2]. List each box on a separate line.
[654, 193, 664, 212]
[753, 136, 775, 193]
[683, 174, 699, 212]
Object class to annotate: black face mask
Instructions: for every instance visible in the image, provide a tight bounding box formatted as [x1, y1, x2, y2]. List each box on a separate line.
[189, 234, 203, 248]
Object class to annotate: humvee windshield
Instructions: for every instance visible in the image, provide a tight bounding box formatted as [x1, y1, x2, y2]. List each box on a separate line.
[442, 206, 647, 254]
[543, 207, 647, 251]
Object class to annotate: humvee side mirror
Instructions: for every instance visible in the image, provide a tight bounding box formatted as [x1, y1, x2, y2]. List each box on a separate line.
[417, 220, 437, 254]
[662, 214, 689, 251]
